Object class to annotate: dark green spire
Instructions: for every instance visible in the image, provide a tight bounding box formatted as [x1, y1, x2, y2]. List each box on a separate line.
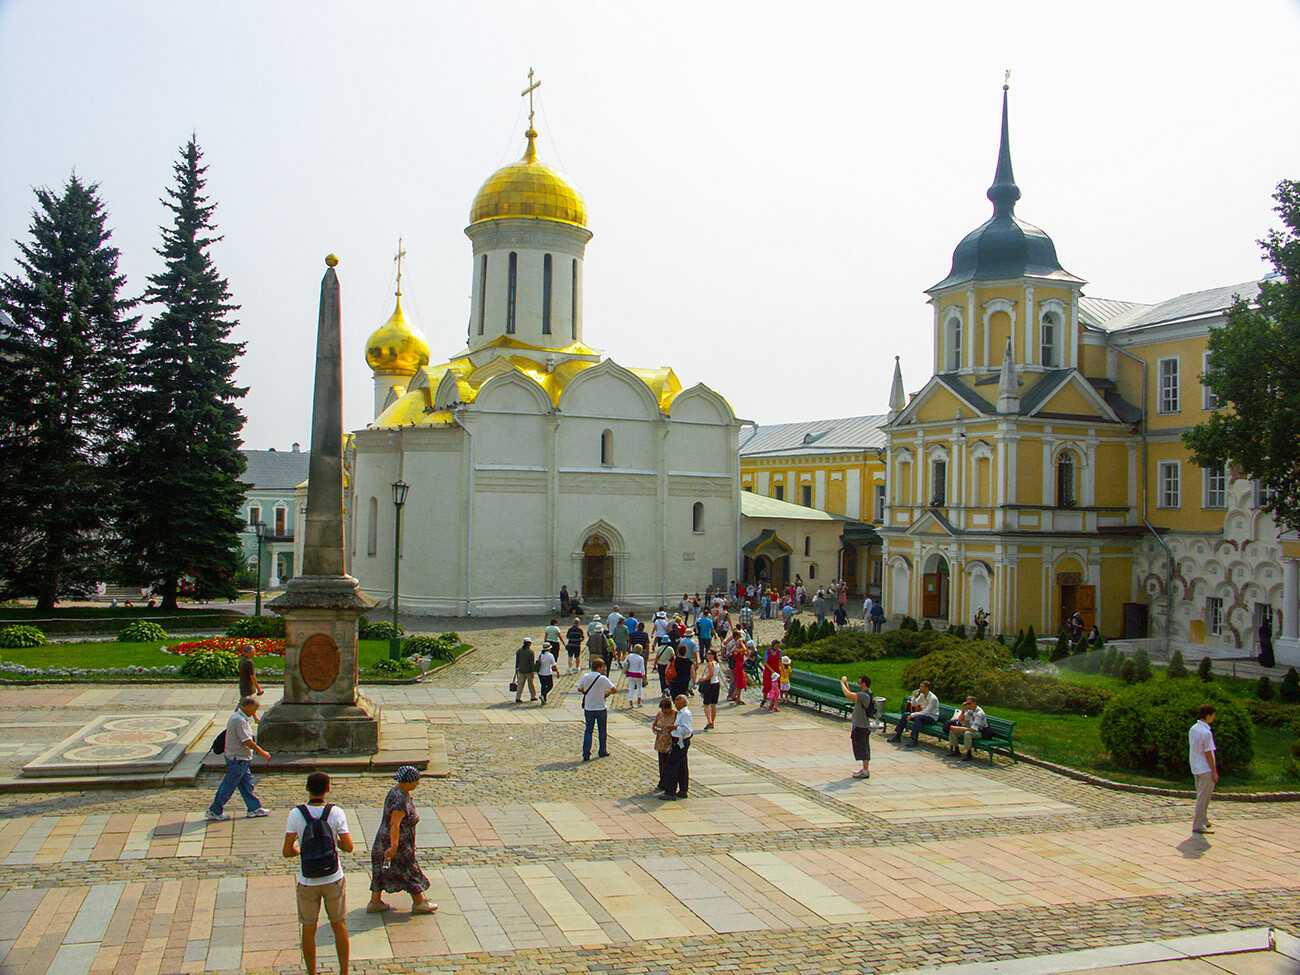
[986, 86, 1021, 217]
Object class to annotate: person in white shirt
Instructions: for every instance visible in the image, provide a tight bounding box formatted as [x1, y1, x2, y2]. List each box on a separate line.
[606, 607, 624, 634]
[624, 647, 646, 707]
[1189, 705, 1219, 834]
[536, 642, 558, 705]
[283, 771, 354, 975]
[889, 681, 941, 746]
[577, 660, 617, 760]
[947, 696, 991, 760]
[661, 694, 693, 799]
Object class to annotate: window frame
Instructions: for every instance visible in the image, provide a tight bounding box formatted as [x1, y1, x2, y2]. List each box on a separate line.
[774, 485, 784, 501]
[1157, 356, 1180, 414]
[800, 484, 812, 507]
[248, 505, 261, 528]
[477, 254, 488, 335]
[1055, 452, 1076, 509]
[1207, 596, 1224, 637]
[691, 501, 704, 534]
[541, 253, 552, 335]
[1255, 479, 1277, 509]
[366, 497, 378, 557]
[1202, 466, 1227, 509]
[947, 313, 962, 372]
[1201, 350, 1218, 411]
[1157, 461, 1181, 509]
[931, 459, 947, 507]
[505, 251, 518, 334]
[1040, 311, 1058, 368]
[599, 429, 613, 467]
[873, 483, 886, 523]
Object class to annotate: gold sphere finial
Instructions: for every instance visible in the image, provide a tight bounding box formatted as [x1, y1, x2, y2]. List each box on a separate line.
[325, 254, 339, 267]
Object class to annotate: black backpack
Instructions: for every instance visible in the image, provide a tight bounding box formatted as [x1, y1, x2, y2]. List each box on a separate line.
[297, 804, 339, 879]
[211, 730, 226, 755]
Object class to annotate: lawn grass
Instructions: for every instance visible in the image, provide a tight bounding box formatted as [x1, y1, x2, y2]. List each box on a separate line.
[796, 658, 1297, 792]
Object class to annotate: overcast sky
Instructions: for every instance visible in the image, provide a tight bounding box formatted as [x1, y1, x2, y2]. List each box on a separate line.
[3, 1, 1299, 449]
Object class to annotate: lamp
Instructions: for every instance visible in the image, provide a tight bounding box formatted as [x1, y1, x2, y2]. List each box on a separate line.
[253, 520, 267, 617]
[390, 480, 410, 659]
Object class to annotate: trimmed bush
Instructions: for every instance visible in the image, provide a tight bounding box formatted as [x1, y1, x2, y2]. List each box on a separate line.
[1132, 648, 1153, 683]
[900, 616, 919, 632]
[1257, 676, 1275, 701]
[371, 657, 405, 676]
[403, 633, 463, 661]
[900, 638, 1012, 702]
[1281, 667, 1300, 704]
[1197, 656, 1215, 682]
[921, 618, 933, 632]
[179, 649, 239, 680]
[1166, 649, 1188, 679]
[786, 630, 886, 664]
[1118, 658, 1136, 683]
[1050, 631, 1071, 662]
[0, 625, 48, 649]
[982, 670, 1112, 716]
[226, 615, 286, 638]
[879, 627, 941, 657]
[359, 617, 405, 640]
[1100, 680, 1254, 776]
[1014, 625, 1039, 661]
[784, 618, 807, 648]
[118, 620, 169, 642]
[951, 624, 967, 639]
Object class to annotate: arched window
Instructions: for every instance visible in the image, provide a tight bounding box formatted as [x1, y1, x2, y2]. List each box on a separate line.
[692, 501, 704, 533]
[477, 254, 487, 335]
[947, 314, 962, 371]
[931, 459, 948, 506]
[808, 563, 818, 580]
[571, 259, 578, 340]
[506, 251, 518, 334]
[542, 254, 553, 335]
[1056, 452, 1075, 508]
[600, 429, 613, 466]
[366, 497, 378, 556]
[1041, 311, 1059, 367]
[804, 536, 811, 556]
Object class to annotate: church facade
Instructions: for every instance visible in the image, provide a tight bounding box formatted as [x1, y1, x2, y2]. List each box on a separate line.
[349, 122, 741, 616]
[880, 88, 1299, 657]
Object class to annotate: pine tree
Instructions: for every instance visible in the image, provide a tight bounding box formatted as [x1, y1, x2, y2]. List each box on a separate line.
[116, 138, 247, 609]
[1167, 649, 1188, 679]
[0, 175, 138, 609]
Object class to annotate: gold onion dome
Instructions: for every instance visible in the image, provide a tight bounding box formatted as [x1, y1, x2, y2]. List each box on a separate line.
[469, 128, 586, 227]
[365, 298, 431, 375]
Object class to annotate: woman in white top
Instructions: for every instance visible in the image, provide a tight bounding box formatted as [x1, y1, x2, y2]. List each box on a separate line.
[698, 648, 722, 729]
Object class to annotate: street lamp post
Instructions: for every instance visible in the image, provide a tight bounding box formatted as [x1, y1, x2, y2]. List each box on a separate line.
[253, 520, 267, 617]
[390, 480, 410, 660]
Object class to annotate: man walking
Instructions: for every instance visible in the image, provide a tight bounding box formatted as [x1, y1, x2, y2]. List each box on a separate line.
[577, 659, 616, 761]
[238, 643, 263, 699]
[284, 771, 353, 975]
[1190, 705, 1219, 834]
[206, 696, 270, 821]
[565, 617, 584, 674]
[514, 637, 537, 703]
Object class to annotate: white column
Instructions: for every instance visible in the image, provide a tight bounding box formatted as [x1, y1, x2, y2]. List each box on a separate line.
[1284, 558, 1299, 639]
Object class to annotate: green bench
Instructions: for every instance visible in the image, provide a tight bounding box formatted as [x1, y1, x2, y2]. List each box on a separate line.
[786, 670, 854, 717]
[880, 700, 1018, 763]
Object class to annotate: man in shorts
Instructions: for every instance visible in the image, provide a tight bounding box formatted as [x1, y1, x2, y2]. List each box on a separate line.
[284, 771, 354, 975]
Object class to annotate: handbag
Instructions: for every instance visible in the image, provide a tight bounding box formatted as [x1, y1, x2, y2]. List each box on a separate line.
[509, 680, 518, 692]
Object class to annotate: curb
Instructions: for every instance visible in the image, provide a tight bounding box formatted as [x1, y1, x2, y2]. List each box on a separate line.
[1012, 751, 1300, 802]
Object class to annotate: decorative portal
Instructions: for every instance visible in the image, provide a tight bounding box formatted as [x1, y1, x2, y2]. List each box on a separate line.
[583, 534, 613, 602]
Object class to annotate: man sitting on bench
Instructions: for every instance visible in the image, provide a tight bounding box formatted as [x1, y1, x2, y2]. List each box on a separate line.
[889, 680, 939, 747]
[947, 696, 991, 761]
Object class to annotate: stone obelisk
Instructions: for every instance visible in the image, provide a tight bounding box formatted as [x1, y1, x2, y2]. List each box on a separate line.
[259, 255, 381, 754]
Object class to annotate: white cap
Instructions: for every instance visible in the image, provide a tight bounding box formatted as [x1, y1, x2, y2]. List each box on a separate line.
[747, 640, 756, 648]
[523, 637, 533, 643]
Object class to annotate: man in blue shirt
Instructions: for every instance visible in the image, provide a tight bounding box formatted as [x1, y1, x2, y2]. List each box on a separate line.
[695, 614, 714, 651]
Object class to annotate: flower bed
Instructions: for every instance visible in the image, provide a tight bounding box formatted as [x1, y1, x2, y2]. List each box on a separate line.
[165, 637, 286, 656]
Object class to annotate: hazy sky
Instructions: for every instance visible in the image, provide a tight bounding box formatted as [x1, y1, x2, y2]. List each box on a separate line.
[3, 1, 1299, 448]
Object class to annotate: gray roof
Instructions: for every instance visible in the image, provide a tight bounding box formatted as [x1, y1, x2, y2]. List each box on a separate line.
[741, 491, 850, 522]
[740, 414, 889, 458]
[1078, 296, 1150, 329]
[241, 448, 311, 491]
[1091, 279, 1263, 332]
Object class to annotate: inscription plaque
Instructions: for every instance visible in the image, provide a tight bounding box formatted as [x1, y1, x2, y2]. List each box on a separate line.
[300, 634, 341, 691]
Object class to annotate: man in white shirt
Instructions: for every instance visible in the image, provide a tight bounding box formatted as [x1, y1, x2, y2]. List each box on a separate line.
[947, 696, 991, 760]
[206, 696, 270, 821]
[661, 694, 693, 799]
[284, 771, 353, 975]
[578, 659, 617, 761]
[1189, 705, 1219, 834]
[606, 606, 624, 634]
[889, 681, 941, 746]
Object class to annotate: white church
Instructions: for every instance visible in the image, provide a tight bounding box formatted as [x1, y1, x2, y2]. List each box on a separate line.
[349, 118, 743, 616]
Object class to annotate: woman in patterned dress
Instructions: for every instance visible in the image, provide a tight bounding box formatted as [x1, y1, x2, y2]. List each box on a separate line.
[367, 767, 437, 914]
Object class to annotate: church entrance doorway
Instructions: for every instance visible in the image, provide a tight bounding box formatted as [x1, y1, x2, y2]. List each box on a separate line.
[582, 534, 613, 602]
[1058, 572, 1095, 632]
[921, 555, 949, 620]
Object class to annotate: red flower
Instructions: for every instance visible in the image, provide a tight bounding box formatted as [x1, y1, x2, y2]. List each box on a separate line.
[164, 638, 286, 656]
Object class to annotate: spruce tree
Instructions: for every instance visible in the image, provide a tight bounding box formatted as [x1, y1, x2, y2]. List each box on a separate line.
[0, 175, 138, 609]
[116, 138, 247, 609]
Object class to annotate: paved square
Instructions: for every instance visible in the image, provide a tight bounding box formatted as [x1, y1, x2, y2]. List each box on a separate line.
[1, 618, 1298, 974]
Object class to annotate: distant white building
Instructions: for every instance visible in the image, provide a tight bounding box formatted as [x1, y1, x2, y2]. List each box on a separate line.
[239, 446, 310, 587]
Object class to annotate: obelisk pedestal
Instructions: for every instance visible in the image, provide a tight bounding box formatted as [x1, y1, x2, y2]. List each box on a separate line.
[259, 255, 381, 755]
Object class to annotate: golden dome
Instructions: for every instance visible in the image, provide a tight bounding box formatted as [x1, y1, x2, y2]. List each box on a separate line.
[365, 298, 430, 375]
[469, 129, 586, 227]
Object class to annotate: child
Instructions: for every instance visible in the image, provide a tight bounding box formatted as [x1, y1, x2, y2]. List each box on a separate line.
[766, 674, 782, 712]
[779, 655, 792, 703]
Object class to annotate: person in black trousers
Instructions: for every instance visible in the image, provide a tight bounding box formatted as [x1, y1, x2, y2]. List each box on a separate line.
[662, 694, 693, 799]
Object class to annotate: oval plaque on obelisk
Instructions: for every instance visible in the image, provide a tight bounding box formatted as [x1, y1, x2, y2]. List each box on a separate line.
[300, 634, 341, 691]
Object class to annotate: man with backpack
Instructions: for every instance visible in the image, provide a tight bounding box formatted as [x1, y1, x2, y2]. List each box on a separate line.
[284, 771, 354, 975]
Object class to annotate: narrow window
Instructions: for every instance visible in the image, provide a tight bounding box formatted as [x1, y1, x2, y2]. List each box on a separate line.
[1207, 597, 1224, 637]
[931, 460, 947, 506]
[1202, 351, 1218, 410]
[477, 254, 487, 335]
[801, 484, 812, 507]
[600, 429, 613, 466]
[774, 485, 784, 501]
[804, 536, 811, 556]
[948, 316, 962, 371]
[1056, 453, 1075, 508]
[1159, 357, 1180, 413]
[692, 502, 704, 533]
[808, 562, 818, 580]
[1041, 312, 1057, 367]
[1158, 462, 1181, 508]
[542, 254, 553, 335]
[506, 251, 518, 334]
[274, 505, 287, 536]
[366, 497, 378, 557]
[874, 484, 886, 522]
[248, 505, 261, 528]
[1203, 466, 1226, 509]
[571, 259, 578, 340]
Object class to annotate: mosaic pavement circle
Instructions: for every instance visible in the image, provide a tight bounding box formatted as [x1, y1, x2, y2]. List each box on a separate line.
[61, 743, 164, 763]
[102, 716, 191, 733]
[21, 711, 215, 777]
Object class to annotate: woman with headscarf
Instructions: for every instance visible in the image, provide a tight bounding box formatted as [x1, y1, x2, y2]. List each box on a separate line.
[368, 767, 437, 915]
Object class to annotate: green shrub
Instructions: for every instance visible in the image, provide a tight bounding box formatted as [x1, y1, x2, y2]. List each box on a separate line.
[371, 657, 405, 677]
[785, 617, 807, 648]
[1132, 648, 1153, 683]
[951, 624, 967, 639]
[786, 630, 886, 664]
[226, 615, 286, 638]
[1072, 633, 1089, 655]
[0, 625, 48, 649]
[179, 649, 239, 680]
[879, 628, 940, 657]
[1100, 680, 1254, 776]
[982, 670, 1112, 716]
[118, 619, 169, 642]
[1291, 738, 1300, 760]
[921, 618, 934, 632]
[359, 617, 405, 640]
[1092, 631, 1106, 651]
[1014, 625, 1040, 661]
[1283, 758, 1300, 782]
[1050, 631, 1071, 662]
[1166, 649, 1188, 679]
[900, 616, 919, 632]
[899, 638, 1013, 702]
[1118, 658, 1137, 683]
[403, 633, 463, 661]
[1197, 656, 1215, 682]
[1281, 667, 1300, 703]
[1257, 676, 1275, 701]
[1242, 700, 1300, 734]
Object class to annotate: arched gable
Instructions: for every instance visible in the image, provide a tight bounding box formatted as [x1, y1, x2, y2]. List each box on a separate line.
[557, 357, 661, 420]
[668, 383, 735, 424]
[572, 519, 627, 555]
[473, 369, 552, 414]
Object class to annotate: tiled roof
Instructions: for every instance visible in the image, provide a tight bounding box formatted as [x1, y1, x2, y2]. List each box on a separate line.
[241, 449, 311, 490]
[741, 491, 850, 522]
[739, 414, 889, 458]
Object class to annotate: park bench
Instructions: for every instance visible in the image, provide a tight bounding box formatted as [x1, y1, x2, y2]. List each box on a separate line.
[785, 670, 854, 717]
[880, 700, 1017, 763]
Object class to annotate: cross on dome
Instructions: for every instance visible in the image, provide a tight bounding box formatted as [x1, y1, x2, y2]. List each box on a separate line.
[521, 68, 541, 131]
[393, 237, 406, 299]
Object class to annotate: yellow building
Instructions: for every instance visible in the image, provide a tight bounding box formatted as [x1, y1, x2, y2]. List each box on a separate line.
[881, 87, 1295, 654]
[739, 415, 887, 598]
